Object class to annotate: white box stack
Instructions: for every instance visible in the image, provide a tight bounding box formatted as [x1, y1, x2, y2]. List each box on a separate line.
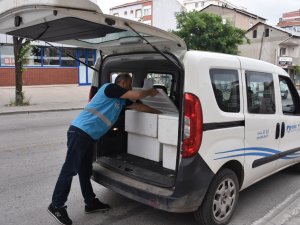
[158, 114, 179, 170]
[162, 144, 177, 170]
[125, 110, 158, 137]
[125, 110, 162, 162]
[127, 133, 162, 162]
[158, 114, 179, 145]
[125, 90, 179, 168]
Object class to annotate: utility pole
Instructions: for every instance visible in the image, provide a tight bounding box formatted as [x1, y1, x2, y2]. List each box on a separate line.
[259, 31, 265, 60]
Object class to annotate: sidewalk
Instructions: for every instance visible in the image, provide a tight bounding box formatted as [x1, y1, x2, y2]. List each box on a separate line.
[0, 85, 90, 115]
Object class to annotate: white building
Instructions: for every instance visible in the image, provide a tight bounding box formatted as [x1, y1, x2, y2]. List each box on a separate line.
[183, 0, 244, 12]
[110, 0, 184, 31]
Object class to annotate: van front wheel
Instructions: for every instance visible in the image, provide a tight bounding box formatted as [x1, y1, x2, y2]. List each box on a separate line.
[194, 168, 239, 225]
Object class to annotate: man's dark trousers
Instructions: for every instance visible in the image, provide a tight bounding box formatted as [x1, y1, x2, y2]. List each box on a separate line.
[52, 125, 96, 208]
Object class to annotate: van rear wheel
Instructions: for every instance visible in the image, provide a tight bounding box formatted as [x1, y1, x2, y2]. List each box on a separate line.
[292, 163, 300, 173]
[194, 168, 239, 225]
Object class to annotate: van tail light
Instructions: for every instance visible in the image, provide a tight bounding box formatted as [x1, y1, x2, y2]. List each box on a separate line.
[182, 93, 203, 158]
[89, 86, 98, 102]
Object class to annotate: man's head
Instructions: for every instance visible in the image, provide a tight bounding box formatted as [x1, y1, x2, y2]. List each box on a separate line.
[115, 73, 132, 90]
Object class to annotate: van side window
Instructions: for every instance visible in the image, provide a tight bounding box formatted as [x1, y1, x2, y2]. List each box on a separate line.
[147, 73, 173, 95]
[246, 71, 275, 114]
[210, 69, 240, 113]
[279, 76, 300, 115]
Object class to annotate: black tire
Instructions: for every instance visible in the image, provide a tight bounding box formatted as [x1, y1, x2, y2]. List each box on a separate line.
[292, 163, 300, 173]
[194, 168, 240, 225]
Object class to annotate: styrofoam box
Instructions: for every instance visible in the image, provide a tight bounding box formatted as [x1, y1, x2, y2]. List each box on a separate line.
[128, 133, 162, 162]
[158, 114, 179, 145]
[125, 110, 158, 138]
[163, 144, 177, 170]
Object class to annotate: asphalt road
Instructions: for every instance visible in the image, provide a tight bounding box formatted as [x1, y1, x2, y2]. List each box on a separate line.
[0, 111, 300, 225]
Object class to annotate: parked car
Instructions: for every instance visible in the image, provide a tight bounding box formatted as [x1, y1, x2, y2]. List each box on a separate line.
[1, 1, 300, 225]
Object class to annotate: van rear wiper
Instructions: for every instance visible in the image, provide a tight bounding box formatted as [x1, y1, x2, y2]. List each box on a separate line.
[124, 22, 182, 71]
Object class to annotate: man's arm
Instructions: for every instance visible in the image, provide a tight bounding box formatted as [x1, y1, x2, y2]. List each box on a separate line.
[120, 88, 158, 100]
[127, 103, 161, 114]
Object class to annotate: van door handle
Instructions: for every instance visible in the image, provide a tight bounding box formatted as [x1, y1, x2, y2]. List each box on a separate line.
[275, 123, 280, 139]
[281, 122, 285, 138]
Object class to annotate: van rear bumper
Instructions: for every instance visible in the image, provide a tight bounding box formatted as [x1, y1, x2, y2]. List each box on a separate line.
[92, 155, 214, 213]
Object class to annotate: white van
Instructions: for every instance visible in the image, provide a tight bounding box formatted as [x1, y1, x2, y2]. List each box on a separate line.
[1, 1, 300, 225]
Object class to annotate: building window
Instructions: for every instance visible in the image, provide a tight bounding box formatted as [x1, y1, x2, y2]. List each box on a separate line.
[195, 2, 199, 8]
[0, 45, 15, 67]
[26, 46, 42, 66]
[265, 28, 269, 37]
[135, 9, 142, 18]
[144, 8, 151, 16]
[253, 30, 257, 38]
[0, 46, 90, 68]
[222, 18, 227, 24]
[210, 69, 240, 113]
[280, 48, 286, 56]
[124, 11, 127, 16]
[43, 47, 60, 66]
[61, 48, 77, 67]
[113, 13, 119, 16]
[130, 10, 134, 14]
[201, 1, 205, 7]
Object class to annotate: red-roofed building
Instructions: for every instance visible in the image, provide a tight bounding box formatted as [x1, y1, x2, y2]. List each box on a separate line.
[277, 9, 300, 33]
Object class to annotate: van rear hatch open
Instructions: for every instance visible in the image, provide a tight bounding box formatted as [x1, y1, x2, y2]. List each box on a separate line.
[94, 52, 183, 187]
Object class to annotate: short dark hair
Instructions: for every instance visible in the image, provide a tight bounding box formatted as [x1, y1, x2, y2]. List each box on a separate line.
[114, 73, 131, 84]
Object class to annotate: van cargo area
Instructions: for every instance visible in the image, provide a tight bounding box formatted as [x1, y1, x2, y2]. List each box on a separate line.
[93, 53, 183, 188]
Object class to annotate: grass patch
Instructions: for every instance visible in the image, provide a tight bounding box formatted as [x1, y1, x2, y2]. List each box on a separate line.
[6, 91, 31, 106]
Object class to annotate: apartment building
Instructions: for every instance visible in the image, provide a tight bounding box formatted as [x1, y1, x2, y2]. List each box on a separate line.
[277, 9, 300, 33]
[110, 0, 184, 31]
[183, 0, 241, 12]
[200, 4, 265, 30]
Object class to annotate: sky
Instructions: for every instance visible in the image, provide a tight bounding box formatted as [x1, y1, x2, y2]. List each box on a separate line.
[97, 0, 300, 25]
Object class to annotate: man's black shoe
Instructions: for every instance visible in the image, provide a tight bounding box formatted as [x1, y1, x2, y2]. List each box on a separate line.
[85, 198, 110, 214]
[48, 204, 72, 225]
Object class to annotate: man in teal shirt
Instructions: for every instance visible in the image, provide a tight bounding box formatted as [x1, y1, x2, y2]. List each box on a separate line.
[48, 74, 159, 225]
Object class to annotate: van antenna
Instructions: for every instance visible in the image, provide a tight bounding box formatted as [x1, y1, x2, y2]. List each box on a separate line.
[124, 22, 182, 71]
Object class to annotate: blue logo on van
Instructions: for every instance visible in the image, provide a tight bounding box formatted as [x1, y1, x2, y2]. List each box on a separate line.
[286, 124, 298, 133]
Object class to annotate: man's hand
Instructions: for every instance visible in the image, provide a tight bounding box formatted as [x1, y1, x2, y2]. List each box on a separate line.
[148, 88, 159, 97]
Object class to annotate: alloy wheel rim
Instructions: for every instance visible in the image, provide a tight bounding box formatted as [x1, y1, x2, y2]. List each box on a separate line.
[212, 178, 237, 222]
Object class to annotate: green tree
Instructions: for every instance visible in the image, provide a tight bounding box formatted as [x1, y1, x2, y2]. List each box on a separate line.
[173, 11, 247, 54]
[13, 37, 31, 106]
[295, 65, 300, 76]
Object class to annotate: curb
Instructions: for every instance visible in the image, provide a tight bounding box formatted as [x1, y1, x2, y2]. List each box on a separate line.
[251, 189, 300, 225]
[0, 107, 84, 116]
